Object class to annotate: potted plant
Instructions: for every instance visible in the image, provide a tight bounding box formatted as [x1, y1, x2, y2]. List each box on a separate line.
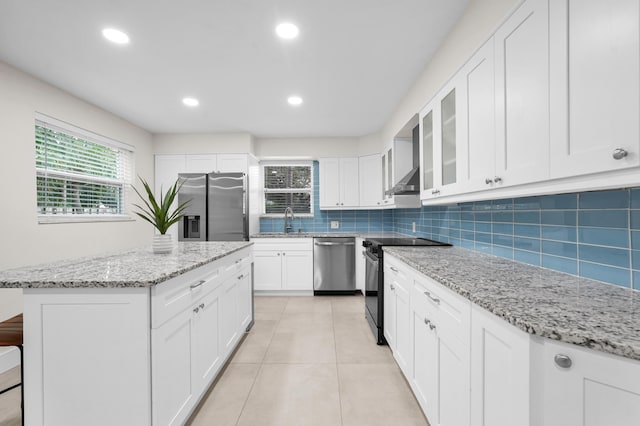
[132, 176, 190, 253]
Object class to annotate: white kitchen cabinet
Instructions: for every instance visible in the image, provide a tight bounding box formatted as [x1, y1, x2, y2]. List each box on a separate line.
[358, 154, 384, 207]
[493, 0, 550, 187]
[217, 153, 250, 174]
[420, 76, 466, 201]
[457, 38, 497, 193]
[252, 238, 313, 292]
[549, 0, 640, 178]
[470, 304, 531, 426]
[220, 277, 239, 354]
[185, 154, 218, 173]
[319, 157, 360, 209]
[383, 256, 413, 376]
[410, 267, 471, 426]
[192, 287, 222, 396]
[539, 338, 640, 426]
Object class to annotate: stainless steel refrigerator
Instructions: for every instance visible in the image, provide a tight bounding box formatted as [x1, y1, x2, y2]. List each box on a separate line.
[177, 172, 248, 241]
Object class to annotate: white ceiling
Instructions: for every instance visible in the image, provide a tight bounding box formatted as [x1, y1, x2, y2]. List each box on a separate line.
[0, 0, 469, 138]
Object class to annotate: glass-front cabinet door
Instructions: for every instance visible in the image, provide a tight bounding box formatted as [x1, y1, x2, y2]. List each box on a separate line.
[420, 107, 435, 198]
[441, 88, 457, 186]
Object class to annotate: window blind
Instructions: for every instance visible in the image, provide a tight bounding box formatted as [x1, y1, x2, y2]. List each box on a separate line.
[35, 116, 134, 219]
[263, 164, 312, 214]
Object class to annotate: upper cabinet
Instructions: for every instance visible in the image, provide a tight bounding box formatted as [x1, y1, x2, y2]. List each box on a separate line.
[319, 157, 360, 209]
[549, 0, 640, 177]
[359, 153, 384, 207]
[420, 75, 467, 200]
[494, 0, 550, 187]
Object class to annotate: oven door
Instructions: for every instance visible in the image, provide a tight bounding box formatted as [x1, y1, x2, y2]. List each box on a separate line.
[364, 250, 380, 323]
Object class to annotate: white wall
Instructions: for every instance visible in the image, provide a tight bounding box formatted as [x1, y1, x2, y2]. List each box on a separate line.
[254, 137, 360, 159]
[0, 62, 154, 323]
[382, 0, 521, 142]
[153, 133, 254, 155]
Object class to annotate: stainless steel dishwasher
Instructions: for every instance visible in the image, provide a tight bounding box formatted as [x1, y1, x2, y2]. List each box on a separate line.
[313, 237, 356, 295]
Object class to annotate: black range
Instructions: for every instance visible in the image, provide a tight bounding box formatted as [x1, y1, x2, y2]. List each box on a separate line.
[363, 237, 451, 344]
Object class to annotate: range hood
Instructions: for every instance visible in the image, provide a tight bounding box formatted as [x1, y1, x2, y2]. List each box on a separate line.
[386, 166, 420, 195]
[386, 123, 420, 196]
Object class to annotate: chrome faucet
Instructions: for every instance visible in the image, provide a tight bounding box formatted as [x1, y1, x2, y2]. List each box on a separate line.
[284, 206, 295, 233]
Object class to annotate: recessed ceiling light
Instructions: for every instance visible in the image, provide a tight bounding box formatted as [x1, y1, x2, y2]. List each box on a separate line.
[182, 97, 199, 107]
[276, 23, 299, 39]
[102, 28, 130, 44]
[288, 96, 303, 106]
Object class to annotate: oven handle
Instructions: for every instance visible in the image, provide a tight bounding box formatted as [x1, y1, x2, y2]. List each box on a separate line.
[364, 250, 379, 264]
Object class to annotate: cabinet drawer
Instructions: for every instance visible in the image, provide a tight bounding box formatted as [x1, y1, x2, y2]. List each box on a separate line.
[413, 274, 470, 339]
[152, 260, 223, 329]
[220, 248, 253, 278]
[251, 238, 313, 252]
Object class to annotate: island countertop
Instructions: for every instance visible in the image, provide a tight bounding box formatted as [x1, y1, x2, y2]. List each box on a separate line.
[384, 245, 640, 361]
[0, 241, 253, 289]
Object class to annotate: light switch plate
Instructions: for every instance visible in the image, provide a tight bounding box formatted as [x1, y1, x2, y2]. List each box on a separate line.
[331, 221, 339, 229]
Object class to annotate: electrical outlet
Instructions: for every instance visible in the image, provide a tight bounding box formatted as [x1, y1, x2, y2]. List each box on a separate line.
[412, 222, 416, 233]
[331, 221, 339, 229]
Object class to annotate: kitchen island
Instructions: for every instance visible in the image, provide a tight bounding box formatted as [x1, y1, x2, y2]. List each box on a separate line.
[0, 241, 253, 426]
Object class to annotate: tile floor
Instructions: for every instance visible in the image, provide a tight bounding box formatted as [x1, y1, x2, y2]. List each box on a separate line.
[188, 295, 428, 426]
[0, 295, 428, 426]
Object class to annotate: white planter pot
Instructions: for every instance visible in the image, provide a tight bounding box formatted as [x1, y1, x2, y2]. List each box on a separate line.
[153, 234, 174, 254]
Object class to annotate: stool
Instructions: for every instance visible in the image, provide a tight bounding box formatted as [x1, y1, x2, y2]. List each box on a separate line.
[0, 314, 23, 426]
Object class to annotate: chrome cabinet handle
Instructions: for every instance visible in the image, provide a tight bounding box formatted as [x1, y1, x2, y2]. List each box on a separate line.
[390, 284, 395, 291]
[336, 203, 339, 206]
[282, 252, 286, 256]
[277, 253, 280, 256]
[193, 307, 199, 314]
[494, 176, 502, 183]
[429, 323, 436, 331]
[238, 274, 244, 280]
[485, 178, 493, 184]
[554, 354, 572, 369]
[424, 291, 440, 305]
[431, 189, 440, 195]
[424, 318, 430, 325]
[200, 303, 205, 309]
[190, 279, 205, 289]
[613, 148, 628, 160]
[390, 266, 399, 273]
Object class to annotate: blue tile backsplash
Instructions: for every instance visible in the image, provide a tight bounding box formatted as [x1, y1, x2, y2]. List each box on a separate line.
[260, 163, 640, 289]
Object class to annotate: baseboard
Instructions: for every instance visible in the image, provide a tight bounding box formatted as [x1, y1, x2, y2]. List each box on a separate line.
[0, 347, 19, 374]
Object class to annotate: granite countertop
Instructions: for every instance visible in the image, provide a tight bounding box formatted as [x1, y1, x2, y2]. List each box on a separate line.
[0, 241, 253, 289]
[250, 232, 404, 239]
[384, 245, 640, 361]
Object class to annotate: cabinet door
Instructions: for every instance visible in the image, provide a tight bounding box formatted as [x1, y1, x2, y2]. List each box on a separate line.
[439, 82, 460, 191]
[470, 305, 530, 426]
[319, 158, 342, 208]
[220, 279, 239, 354]
[186, 154, 218, 173]
[152, 307, 195, 426]
[358, 154, 383, 207]
[237, 267, 252, 329]
[192, 288, 221, 396]
[253, 251, 283, 290]
[420, 103, 436, 199]
[459, 38, 497, 193]
[217, 154, 248, 174]
[494, 0, 550, 186]
[383, 278, 396, 350]
[550, 0, 640, 177]
[412, 306, 439, 424]
[542, 339, 640, 426]
[438, 326, 470, 426]
[282, 250, 313, 290]
[340, 157, 360, 207]
[394, 280, 412, 377]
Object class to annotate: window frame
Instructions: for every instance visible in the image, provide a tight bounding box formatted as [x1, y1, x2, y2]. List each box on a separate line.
[35, 112, 135, 224]
[261, 160, 314, 217]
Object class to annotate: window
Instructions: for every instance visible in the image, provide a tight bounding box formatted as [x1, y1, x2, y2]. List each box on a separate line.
[262, 162, 313, 215]
[35, 114, 134, 223]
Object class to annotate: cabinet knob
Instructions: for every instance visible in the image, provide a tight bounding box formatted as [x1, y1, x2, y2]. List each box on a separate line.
[238, 274, 244, 280]
[494, 176, 502, 183]
[613, 148, 628, 160]
[485, 178, 493, 184]
[390, 284, 395, 291]
[193, 307, 199, 314]
[429, 323, 436, 331]
[377, 202, 381, 205]
[424, 318, 431, 325]
[277, 253, 280, 256]
[200, 303, 205, 309]
[554, 354, 572, 369]
[282, 252, 286, 256]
